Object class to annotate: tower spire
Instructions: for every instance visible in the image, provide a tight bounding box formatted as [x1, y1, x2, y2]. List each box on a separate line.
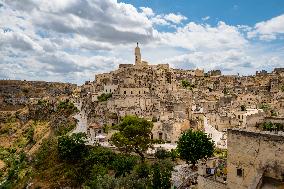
[135, 42, 141, 65]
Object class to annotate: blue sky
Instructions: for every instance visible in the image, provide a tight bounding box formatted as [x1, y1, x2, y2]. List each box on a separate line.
[121, 0, 284, 25]
[0, 0, 284, 84]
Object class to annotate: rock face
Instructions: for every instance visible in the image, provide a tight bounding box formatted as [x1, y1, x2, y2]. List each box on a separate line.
[0, 80, 76, 111]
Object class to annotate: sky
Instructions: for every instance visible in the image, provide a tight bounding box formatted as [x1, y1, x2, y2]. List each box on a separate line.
[0, 0, 284, 84]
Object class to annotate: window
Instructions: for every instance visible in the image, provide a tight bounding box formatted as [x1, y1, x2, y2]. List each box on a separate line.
[124, 91, 126, 94]
[237, 168, 243, 177]
[131, 91, 133, 94]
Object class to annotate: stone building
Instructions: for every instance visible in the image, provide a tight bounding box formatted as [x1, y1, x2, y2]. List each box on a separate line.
[198, 128, 284, 189]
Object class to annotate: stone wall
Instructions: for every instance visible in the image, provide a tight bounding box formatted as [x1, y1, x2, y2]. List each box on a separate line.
[227, 129, 284, 189]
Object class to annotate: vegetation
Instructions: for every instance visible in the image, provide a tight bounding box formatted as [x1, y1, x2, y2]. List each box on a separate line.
[281, 85, 284, 92]
[259, 103, 270, 112]
[0, 98, 78, 188]
[58, 133, 87, 161]
[177, 129, 214, 166]
[260, 122, 284, 131]
[97, 93, 112, 102]
[154, 148, 170, 159]
[0, 98, 176, 188]
[57, 100, 79, 115]
[32, 134, 173, 188]
[181, 80, 195, 90]
[110, 116, 153, 162]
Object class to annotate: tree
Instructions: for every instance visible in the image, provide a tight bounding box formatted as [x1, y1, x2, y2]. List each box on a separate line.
[58, 132, 87, 161]
[181, 80, 194, 90]
[110, 116, 153, 162]
[150, 160, 173, 189]
[177, 129, 214, 166]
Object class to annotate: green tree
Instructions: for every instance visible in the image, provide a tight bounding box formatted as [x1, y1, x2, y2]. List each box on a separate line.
[110, 116, 153, 162]
[177, 129, 214, 166]
[58, 132, 87, 161]
[150, 160, 173, 189]
[111, 154, 138, 177]
[97, 93, 112, 102]
[181, 80, 194, 90]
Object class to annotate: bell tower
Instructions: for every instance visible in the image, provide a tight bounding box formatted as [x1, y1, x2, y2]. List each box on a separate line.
[135, 42, 141, 65]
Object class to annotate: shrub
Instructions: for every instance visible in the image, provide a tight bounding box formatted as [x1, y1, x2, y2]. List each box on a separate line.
[111, 154, 138, 177]
[154, 148, 170, 159]
[58, 133, 87, 162]
[97, 93, 112, 102]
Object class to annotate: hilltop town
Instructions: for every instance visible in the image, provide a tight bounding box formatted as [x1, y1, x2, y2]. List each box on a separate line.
[78, 44, 284, 188]
[83, 43, 284, 142]
[0, 44, 284, 188]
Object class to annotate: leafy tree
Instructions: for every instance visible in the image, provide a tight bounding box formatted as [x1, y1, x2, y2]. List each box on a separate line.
[110, 116, 153, 162]
[111, 154, 138, 177]
[177, 129, 214, 166]
[58, 132, 87, 161]
[150, 160, 173, 189]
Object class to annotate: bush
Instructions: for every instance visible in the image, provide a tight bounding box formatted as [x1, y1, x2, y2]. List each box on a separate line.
[134, 163, 150, 179]
[150, 160, 173, 189]
[58, 133, 87, 162]
[111, 154, 138, 177]
[84, 146, 116, 167]
[154, 148, 170, 159]
[97, 93, 112, 102]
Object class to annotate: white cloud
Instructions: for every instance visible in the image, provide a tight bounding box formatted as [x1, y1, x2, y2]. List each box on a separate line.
[202, 16, 210, 21]
[0, 0, 284, 84]
[164, 13, 187, 24]
[158, 21, 248, 51]
[140, 7, 154, 17]
[248, 14, 284, 41]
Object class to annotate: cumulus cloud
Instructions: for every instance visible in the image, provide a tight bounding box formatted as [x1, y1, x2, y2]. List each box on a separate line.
[164, 13, 187, 24]
[0, 0, 284, 83]
[140, 7, 154, 17]
[248, 14, 284, 41]
[158, 21, 248, 51]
